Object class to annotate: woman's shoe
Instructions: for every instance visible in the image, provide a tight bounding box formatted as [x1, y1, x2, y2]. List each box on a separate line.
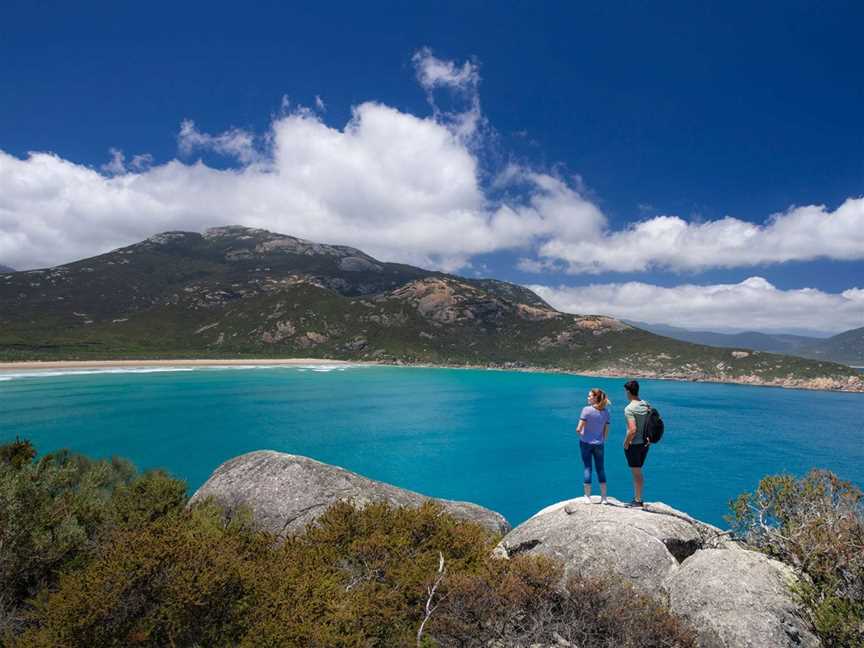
[626, 499, 644, 508]
[599, 497, 609, 505]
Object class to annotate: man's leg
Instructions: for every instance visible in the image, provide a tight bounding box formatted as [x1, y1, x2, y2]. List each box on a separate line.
[630, 466, 644, 502]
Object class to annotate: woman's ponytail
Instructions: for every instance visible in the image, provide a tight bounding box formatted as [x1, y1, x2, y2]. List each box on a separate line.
[590, 388, 610, 410]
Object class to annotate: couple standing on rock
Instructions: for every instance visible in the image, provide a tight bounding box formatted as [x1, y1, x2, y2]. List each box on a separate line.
[576, 380, 650, 508]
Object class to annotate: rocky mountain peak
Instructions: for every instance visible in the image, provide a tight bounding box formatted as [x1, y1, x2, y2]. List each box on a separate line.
[201, 225, 375, 263]
[144, 231, 198, 246]
[203, 225, 269, 239]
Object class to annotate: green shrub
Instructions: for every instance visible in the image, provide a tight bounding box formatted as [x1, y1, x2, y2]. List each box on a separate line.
[729, 470, 864, 647]
[5, 441, 696, 647]
[17, 503, 267, 648]
[243, 500, 495, 647]
[109, 469, 188, 528]
[432, 556, 695, 647]
[14, 498, 695, 648]
[0, 438, 36, 470]
[0, 440, 187, 637]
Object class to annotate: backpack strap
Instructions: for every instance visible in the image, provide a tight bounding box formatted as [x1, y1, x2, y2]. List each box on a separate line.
[639, 401, 650, 442]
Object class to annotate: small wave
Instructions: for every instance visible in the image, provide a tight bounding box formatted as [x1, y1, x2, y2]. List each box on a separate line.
[0, 363, 366, 381]
[0, 367, 198, 381]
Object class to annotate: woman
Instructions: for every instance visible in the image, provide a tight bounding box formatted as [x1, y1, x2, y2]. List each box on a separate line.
[576, 388, 610, 504]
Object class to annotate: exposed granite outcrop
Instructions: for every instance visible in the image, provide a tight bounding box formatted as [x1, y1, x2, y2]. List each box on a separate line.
[190, 452, 821, 648]
[495, 497, 820, 648]
[189, 450, 510, 536]
[665, 548, 820, 648]
[493, 497, 728, 593]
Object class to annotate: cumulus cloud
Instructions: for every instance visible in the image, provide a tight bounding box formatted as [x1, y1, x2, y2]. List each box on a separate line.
[2, 47, 864, 282]
[100, 149, 155, 175]
[0, 101, 540, 271]
[129, 153, 154, 171]
[177, 119, 259, 163]
[529, 277, 864, 334]
[412, 47, 483, 141]
[100, 148, 127, 175]
[528, 199, 864, 274]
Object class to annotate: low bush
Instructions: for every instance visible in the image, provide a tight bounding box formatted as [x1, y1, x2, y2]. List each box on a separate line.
[5, 440, 696, 647]
[0, 440, 187, 636]
[434, 557, 695, 648]
[17, 503, 267, 648]
[729, 469, 864, 647]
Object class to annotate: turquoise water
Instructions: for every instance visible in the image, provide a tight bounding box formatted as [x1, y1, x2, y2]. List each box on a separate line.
[1, 365, 862, 528]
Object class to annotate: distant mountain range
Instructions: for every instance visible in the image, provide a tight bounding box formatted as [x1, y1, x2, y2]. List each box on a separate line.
[0, 264, 15, 273]
[1, 226, 861, 391]
[626, 321, 864, 367]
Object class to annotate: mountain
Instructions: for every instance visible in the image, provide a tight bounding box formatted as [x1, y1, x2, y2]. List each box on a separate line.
[627, 320, 863, 366]
[795, 327, 864, 367]
[625, 321, 819, 355]
[1, 226, 861, 391]
[0, 264, 15, 273]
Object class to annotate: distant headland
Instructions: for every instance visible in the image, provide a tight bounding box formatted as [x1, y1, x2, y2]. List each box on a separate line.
[2, 226, 862, 393]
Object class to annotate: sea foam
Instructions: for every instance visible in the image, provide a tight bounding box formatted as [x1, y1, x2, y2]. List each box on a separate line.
[0, 363, 364, 381]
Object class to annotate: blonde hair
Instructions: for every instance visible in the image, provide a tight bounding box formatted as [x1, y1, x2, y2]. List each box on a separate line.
[589, 388, 610, 411]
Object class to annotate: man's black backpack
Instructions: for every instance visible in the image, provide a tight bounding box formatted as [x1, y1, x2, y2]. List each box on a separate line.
[642, 403, 665, 444]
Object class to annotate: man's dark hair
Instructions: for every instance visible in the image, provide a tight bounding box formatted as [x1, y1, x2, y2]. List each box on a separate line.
[624, 380, 640, 397]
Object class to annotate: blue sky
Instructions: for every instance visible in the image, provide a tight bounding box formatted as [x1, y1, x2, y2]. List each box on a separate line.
[1, 1, 862, 334]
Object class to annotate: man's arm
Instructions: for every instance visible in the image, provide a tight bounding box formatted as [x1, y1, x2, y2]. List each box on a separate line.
[624, 416, 636, 448]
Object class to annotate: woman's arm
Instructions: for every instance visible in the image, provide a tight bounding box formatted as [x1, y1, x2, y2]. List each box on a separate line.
[576, 419, 586, 437]
[603, 422, 609, 441]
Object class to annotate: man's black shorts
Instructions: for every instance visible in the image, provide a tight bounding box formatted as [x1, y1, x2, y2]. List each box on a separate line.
[625, 443, 649, 468]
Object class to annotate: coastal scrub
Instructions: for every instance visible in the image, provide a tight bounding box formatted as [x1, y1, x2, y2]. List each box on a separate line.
[730, 470, 864, 647]
[3, 440, 696, 647]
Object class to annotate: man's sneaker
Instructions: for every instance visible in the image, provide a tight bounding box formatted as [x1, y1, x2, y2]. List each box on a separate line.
[626, 499, 644, 508]
[581, 496, 592, 504]
[599, 497, 608, 505]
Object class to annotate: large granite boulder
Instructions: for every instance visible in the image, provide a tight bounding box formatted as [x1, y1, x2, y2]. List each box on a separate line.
[664, 548, 820, 648]
[189, 450, 510, 536]
[493, 497, 726, 593]
[497, 497, 821, 648]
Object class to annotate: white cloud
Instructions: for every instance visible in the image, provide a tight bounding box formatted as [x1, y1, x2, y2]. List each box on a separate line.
[412, 47, 483, 141]
[413, 47, 479, 91]
[177, 119, 259, 163]
[1, 48, 864, 284]
[528, 198, 864, 274]
[100, 149, 154, 175]
[0, 101, 539, 271]
[129, 153, 154, 171]
[100, 148, 127, 175]
[529, 277, 864, 334]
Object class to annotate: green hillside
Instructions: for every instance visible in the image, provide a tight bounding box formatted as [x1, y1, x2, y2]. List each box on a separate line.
[1, 226, 861, 391]
[797, 326, 864, 367]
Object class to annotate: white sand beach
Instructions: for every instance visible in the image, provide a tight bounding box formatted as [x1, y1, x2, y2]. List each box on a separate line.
[0, 358, 366, 371]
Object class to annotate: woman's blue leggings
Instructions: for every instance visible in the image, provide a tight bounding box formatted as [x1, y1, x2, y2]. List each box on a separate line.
[580, 441, 606, 484]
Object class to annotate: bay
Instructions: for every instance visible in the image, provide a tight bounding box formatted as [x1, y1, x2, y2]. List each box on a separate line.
[1, 365, 861, 528]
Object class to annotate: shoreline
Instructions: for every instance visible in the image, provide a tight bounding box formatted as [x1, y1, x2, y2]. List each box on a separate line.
[0, 358, 367, 371]
[1, 357, 862, 393]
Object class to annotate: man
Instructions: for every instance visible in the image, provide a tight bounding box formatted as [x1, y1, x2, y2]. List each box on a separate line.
[623, 380, 649, 507]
